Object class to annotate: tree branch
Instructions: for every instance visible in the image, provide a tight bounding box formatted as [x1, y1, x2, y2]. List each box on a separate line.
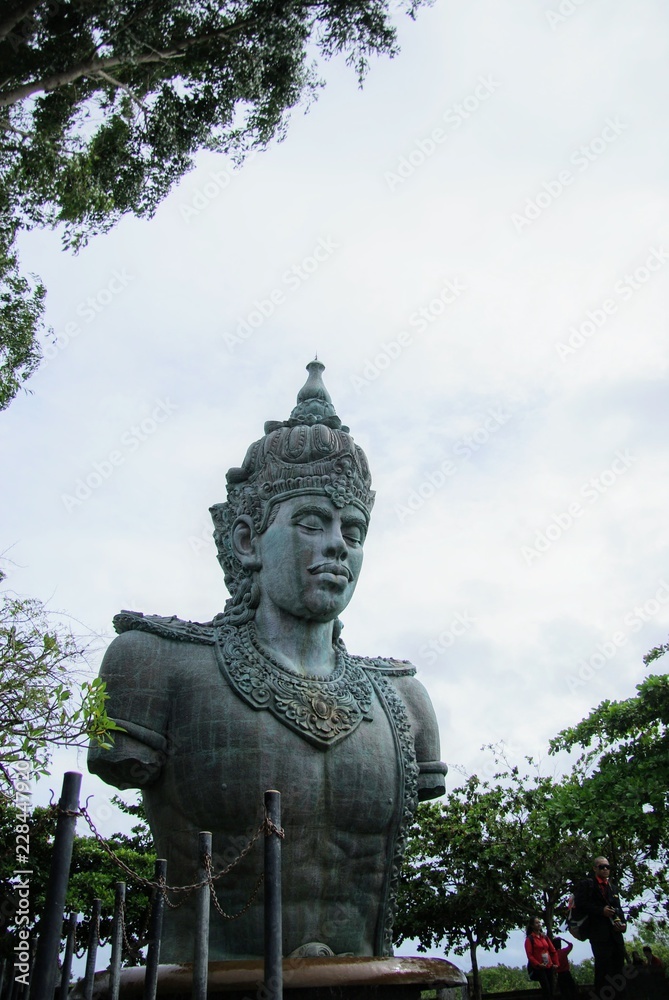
[94, 69, 146, 113]
[0, 17, 260, 109]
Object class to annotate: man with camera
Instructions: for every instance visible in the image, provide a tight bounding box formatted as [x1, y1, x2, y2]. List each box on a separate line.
[574, 856, 627, 999]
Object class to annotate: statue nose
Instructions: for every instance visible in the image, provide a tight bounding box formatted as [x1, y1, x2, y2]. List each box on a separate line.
[324, 524, 348, 557]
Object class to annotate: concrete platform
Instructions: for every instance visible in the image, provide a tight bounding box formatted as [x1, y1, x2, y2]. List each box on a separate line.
[74, 955, 467, 1000]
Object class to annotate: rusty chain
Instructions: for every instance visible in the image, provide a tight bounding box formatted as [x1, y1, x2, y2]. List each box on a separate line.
[204, 855, 265, 920]
[56, 801, 283, 923]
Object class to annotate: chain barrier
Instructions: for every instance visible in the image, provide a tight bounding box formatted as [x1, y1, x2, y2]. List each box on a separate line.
[120, 899, 148, 960]
[50, 800, 281, 925]
[204, 855, 264, 920]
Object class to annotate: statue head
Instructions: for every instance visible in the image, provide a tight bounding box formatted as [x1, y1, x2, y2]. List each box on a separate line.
[210, 361, 375, 623]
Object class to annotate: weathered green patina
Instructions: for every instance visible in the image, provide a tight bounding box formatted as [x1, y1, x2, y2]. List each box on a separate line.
[89, 362, 446, 962]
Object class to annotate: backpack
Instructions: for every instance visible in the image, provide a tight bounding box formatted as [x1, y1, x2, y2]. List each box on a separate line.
[566, 892, 589, 941]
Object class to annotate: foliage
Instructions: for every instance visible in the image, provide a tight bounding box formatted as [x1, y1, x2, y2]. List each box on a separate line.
[0, 219, 46, 411]
[0, 0, 429, 407]
[477, 963, 538, 992]
[0, 587, 123, 798]
[395, 780, 517, 948]
[549, 650, 669, 918]
[0, 796, 155, 968]
[477, 957, 597, 991]
[395, 775, 524, 1000]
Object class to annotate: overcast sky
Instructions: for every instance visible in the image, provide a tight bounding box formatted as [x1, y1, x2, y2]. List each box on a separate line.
[2, 0, 668, 975]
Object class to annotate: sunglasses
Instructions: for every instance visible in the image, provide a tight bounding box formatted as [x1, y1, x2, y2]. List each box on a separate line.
[597, 864, 610, 869]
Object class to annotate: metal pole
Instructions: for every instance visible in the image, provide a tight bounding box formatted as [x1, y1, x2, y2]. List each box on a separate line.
[108, 883, 125, 1000]
[59, 914, 77, 1000]
[143, 860, 167, 1000]
[263, 790, 282, 1000]
[82, 900, 101, 1000]
[192, 833, 212, 1000]
[31, 772, 82, 1000]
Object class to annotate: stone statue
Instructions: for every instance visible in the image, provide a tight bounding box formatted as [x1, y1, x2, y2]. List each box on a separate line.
[88, 361, 446, 963]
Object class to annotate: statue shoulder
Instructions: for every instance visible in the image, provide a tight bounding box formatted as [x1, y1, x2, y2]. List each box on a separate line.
[355, 653, 417, 677]
[113, 609, 217, 645]
[359, 659, 447, 800]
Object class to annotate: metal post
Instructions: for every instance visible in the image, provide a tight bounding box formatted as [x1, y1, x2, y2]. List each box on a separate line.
[263, 790, 282, 1000]
[192, 833, 212, 1000]
[31, 772, 82, 1000]
[59, 913, 77, 1000]
[82, 899, 101, 1000]
[109, 883, 125, 1000]
[143, 860, 167, 1000]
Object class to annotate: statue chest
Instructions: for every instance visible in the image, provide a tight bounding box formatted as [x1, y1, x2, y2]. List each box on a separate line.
[160, 648, 404, 836]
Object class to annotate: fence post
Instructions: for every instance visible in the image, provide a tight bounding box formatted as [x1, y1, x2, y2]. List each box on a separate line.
[143, 859, 167, 1000]
[192, 832, 212, 1000]
[31, 772, 82, 1000]
[109, 883, 125, 1000]
[82, 899, 101, 1000]
[59, 913, 77, 999]
[263, 790, 282, 1000]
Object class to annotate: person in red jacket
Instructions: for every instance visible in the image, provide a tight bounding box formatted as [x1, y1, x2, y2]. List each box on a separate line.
[525, 916, 559, 996]
[551, 936, 578, 999]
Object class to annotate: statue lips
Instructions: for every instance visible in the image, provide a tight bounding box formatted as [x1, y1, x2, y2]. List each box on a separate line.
[310, 562, 352, 587]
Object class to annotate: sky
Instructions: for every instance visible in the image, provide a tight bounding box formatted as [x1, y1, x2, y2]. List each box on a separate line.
[2, 0, 669, 976]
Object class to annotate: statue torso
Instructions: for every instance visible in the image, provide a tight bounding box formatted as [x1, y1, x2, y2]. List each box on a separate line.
[93, 614, 423, 961]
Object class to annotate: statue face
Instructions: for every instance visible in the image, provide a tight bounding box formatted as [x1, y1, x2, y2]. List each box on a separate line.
[255, 494, 367, 623]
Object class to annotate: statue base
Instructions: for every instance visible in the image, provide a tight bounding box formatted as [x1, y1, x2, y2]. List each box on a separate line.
[77, 956, 467, 999]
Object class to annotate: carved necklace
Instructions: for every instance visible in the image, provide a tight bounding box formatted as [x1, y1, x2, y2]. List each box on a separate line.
[214, 620, 374, 749]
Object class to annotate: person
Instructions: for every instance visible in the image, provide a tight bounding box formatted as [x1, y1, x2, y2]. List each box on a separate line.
[525, 916, 558, 996]
[642, 945, 664, 972]
[88, 361, 446, 962]
[573, 856, 627, 999]
[551, 936, 578, 999]
[631, 950, 645, 967]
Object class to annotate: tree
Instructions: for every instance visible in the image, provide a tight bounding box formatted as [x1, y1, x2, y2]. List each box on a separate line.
[0, 0, 429, 408]
[549, 644, 669, 919]
[394, 777, 525, 1000]
[0, 584, 122, 798]
[394, 752, 595, 1000]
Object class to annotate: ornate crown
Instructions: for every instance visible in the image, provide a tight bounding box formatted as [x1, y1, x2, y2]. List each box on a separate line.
[210, 361, 375, 593]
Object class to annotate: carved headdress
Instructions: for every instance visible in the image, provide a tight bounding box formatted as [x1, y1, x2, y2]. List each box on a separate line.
[210, 361, 375, 612]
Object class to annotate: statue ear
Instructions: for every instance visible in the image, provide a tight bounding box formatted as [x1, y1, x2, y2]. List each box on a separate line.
[232, 516, 262, 571]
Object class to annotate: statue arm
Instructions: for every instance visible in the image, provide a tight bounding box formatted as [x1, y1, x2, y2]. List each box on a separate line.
[395, 674, 447, 800]
[88, 630, 171, 790]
